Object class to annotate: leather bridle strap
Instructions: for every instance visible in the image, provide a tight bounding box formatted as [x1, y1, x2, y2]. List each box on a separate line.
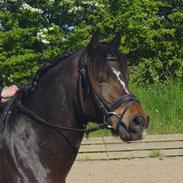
[78, 55, 111, 116]
[15, 101, 108, 134]
[14, 53, 139, 136]
[78, 54, 140, 130]
[110, 94, 140, 111]
[102, 95, 140, 130]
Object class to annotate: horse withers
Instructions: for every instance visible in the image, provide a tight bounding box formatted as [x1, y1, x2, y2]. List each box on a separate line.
[0, 33, 149, 183]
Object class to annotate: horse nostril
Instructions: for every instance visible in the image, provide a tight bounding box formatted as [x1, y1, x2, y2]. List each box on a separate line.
[130, 116, 145, 129]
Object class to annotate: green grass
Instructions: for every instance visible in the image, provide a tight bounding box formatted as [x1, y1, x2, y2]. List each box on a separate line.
[87, 81, 183, 137]
[150, 150, 164, 160]
[130, 81, 183, 134]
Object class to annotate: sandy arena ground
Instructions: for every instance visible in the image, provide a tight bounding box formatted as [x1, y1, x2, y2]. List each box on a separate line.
[67, 157, 183, 183]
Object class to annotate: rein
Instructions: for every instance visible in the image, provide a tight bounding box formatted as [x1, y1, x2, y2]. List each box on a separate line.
[15, 101, 108, 134]
[0, 48, 141, 155]
[0, 49, 140, 137]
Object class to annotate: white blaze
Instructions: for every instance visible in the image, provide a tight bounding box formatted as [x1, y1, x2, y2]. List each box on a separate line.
[111, 67, 129, 94]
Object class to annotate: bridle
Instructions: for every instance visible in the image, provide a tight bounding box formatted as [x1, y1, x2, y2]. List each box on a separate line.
[78, 47, 140, 133]
[0, 48, 140, 135]
[0, 47, 140, 152]
[0, 47, 142, 155]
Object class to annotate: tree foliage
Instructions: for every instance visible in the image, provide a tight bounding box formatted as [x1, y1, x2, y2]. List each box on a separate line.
[0, 0, 182, 86]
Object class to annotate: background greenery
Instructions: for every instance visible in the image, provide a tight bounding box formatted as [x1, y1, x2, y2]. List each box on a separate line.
[89, 81, 183, 136]
[0, 0, 182, 134]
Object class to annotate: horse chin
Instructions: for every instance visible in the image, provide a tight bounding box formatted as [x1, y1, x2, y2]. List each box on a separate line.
[117, 125, 144, 142]
[129, 132, 143, 141]
[117, 125, 131, 142]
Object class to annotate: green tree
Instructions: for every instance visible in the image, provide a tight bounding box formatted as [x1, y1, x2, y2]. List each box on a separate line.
[0, 0, 182, 86]
[0, 0, 105, 85]
[103, 0, 183, 84]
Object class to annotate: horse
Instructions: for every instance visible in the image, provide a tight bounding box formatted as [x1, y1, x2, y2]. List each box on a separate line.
[0, 32, 149, 183]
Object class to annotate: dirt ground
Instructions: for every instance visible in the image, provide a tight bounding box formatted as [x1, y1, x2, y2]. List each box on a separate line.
[67, 157, 183, 183]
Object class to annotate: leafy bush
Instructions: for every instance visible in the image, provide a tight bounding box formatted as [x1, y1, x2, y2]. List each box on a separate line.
[0, 0, 182, 86]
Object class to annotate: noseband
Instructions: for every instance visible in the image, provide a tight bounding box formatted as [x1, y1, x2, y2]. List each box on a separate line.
[0, 48, 141, 155]
[78, 49, 140, 131]
[0, 49, 140, 138]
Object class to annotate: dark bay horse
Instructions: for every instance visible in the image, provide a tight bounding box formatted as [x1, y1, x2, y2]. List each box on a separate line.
[0, 33, 149, 183]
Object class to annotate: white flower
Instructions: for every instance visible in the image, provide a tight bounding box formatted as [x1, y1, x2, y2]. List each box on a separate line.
[37, 32, 47, 39]
[41, 39, 50, 44]
[22, 3, 43, 14]
[68, 6, 82, 13]
[82, 1, 104, 8]
[42, 28, 48, 33]
[48, 27, 54, 31]
[37, 28, 52, 45]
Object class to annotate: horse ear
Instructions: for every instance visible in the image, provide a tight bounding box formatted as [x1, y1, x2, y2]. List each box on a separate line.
[108, 32, 121, 50]
[87, 31, 100, 51]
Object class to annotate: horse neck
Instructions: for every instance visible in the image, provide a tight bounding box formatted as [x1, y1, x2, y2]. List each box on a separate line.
[22, 50, 84, 147]
[26, 54, 78, 112]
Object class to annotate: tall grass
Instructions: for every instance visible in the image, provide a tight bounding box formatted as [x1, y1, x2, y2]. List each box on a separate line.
[130, 81, 183, 134]
[88, 81, 183, 137]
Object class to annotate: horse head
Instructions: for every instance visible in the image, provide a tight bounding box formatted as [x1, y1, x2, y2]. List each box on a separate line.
[0, 32, 150, 183]
[80, 32, 149, 141]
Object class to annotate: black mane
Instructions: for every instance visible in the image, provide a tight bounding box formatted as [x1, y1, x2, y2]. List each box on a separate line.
[25, 49, 77, 93]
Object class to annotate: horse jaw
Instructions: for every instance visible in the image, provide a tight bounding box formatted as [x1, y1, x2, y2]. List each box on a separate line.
[117, 125, 131, 142]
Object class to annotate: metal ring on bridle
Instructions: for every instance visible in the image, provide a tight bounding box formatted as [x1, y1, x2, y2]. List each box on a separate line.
[103, 112, 120, 129]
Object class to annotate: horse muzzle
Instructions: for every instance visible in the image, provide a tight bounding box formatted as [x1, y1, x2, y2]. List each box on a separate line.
[116, 115, 149, 142]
